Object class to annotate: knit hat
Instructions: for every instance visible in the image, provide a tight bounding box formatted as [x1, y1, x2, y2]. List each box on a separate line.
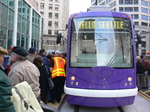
[136, 56, 140, 60]
[0, 47, 8, 54]
[12, 46, 28, 57]
[29, 47, 36, 54]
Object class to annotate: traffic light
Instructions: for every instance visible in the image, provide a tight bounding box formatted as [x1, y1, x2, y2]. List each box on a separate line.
[56, 33, 61, 44]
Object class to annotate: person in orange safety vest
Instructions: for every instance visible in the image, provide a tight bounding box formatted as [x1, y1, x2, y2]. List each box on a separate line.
[49, 51, 66, 103]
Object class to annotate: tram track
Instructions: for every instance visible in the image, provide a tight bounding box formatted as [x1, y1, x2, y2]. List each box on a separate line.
[74, 106, 124, 112]
[58, 96, 125, 112]
[55, 93, 150, 112]
[74, 105, 80, 112]
[117, 106, 124, 112]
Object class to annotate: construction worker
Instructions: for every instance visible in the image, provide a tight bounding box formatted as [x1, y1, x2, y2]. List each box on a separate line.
[50, 51, 66, 104]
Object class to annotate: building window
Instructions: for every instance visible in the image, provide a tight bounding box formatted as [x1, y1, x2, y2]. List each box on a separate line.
[142, 49, 146, 56]
[40, 11, 44, 16]
[55, 0, 59, 2]
[131, 14, 133, 19]
[53, 40, 56, 45]
[141, 22, 148, 26]
[141, 15, 148, 20]
[48, 30, 52, 34]
[54, 30, 58, 35]
[55, 5, 59, 11]
[46, 40, 50, 45]
[48, 21, 52, 27]
[134, 14, 139, 19]
[49, 0, 53, 1]
[134, 22, 139, 25]
[55, 13, 58, 19]
[110, 2, 116, 8]
[119, 7, 123, 11]
[141, 0, 148, 6]
[125, 7, 133, 12]
[49, 12, 52, 18]
[125, 0, 133, 4]
[141, 7, 148, 13]
[119, 0, 123, 4]
[101, 2, 105, 5]
[134, 0, 138, 4]
[134, 7, 138, 12]
[106, 0, 111, 4]
[40, 3, 44, 9]
[112, 8, 116, 12]
[55, 21, 58, 27]
[141, 41, 146, 47]
[49, 4, 53, 10]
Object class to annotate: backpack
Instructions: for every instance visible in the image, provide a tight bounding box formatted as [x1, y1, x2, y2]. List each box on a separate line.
[148, 63, 150, 75]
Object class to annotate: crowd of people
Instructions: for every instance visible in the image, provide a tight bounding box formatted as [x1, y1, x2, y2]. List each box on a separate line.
[0, 46, 66, 111]
[1, 45, 150, 111]
[136, 55, 150, 91]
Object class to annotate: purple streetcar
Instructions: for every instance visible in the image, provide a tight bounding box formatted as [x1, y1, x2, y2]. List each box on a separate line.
[62, 6, 138, 107]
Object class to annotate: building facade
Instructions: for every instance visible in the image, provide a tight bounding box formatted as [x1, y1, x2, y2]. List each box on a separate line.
[91, 0, 150, 56]
[37, 0, 69, 51]
[0, 0, 43, 51]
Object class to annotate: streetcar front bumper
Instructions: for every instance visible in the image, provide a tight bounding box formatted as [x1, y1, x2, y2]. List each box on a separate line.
[64, 85, 138, 107]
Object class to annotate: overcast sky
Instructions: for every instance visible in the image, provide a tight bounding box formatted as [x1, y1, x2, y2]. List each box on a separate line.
[69, 0, 91, 15]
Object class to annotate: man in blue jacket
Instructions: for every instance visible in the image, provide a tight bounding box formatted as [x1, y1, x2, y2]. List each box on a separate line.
[0, 47, 16, 112]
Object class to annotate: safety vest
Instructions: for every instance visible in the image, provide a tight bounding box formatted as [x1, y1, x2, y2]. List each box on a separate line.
[51, 57, 66, 78]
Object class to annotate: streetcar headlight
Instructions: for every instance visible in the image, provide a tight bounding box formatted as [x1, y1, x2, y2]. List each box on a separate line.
[71, 76, 75, 81]
[128, 77, 132, 81]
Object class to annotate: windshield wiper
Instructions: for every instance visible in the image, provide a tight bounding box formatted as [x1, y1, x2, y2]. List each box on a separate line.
[107, 36, 128, 67]
[107, 45, 122, 67]
[94, 33, 108, 41]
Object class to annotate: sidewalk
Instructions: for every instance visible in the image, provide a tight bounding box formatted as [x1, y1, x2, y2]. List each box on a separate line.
[47, 93, 65, 109]
[138, 76, 150, 101]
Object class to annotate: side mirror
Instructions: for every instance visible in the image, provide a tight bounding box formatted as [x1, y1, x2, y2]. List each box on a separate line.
[136, 33, 142, 44]
[56, 33, 61, 44]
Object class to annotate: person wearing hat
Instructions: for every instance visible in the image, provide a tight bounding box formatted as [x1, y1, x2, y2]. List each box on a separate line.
[27, 47, 37, 63]
[0, 47, 16, 112]
[8, 46, 41, 99]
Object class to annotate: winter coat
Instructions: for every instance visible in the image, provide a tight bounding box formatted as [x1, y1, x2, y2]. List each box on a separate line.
[8, 60, 41, 98]
[38, 65, 50, 93]
[136, 62, 144, 74]
[40, 54, 50, 67]
[27, 54, 36, 63]
[0, 69, 16, 112]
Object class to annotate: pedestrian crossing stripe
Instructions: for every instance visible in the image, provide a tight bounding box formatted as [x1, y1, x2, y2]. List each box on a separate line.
[138, 90, 150, 101]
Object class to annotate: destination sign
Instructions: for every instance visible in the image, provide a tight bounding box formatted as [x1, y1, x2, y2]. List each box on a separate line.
[78, 21, 124, 29]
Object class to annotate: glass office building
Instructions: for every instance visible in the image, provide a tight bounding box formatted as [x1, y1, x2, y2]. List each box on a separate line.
[91, 0, 150, 56]
[0, 0, 43, 51]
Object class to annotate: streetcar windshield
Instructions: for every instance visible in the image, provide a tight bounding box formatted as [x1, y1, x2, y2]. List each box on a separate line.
[70, 17, 133, 68]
